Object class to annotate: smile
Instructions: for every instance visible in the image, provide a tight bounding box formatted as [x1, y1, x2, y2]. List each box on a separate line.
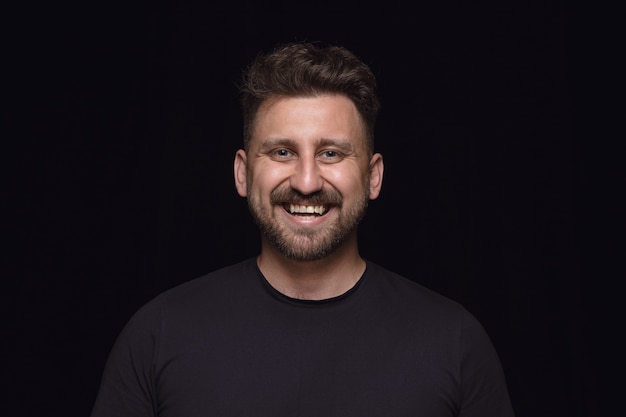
[286, 204, 328, 216]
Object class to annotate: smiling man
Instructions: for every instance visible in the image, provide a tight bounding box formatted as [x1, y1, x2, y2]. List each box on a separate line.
[91, 42, 515, 416]
[234, 94, 382, 300]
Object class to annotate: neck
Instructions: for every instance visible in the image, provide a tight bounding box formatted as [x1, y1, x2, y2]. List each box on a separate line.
[256, 238, 365, 301]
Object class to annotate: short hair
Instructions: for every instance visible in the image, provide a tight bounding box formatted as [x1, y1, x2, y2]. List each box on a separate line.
[239, 42, 380, 154]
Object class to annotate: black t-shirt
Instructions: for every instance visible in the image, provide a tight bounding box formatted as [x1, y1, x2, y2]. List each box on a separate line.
[91, 258, 514, 416]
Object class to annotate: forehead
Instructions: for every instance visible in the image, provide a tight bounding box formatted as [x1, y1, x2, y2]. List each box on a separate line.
[251, 94, 366, 146]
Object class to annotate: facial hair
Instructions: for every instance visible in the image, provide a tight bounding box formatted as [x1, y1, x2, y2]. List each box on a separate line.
[247, 183, 370, 262]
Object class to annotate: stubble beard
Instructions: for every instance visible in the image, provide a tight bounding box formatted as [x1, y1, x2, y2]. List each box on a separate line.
[247, 184, 370, 262]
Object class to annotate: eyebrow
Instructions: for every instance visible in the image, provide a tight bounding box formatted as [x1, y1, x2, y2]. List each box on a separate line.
[258, 138, 295, 151]
[259, 137, 355, 152]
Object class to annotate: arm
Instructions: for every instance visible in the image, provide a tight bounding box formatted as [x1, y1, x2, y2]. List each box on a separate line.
[458, 311, 515, 417]
[90, 301, 161, 417]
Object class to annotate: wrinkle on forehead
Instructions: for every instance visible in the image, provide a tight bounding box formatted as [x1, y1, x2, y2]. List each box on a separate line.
[250, 95, 367, 153]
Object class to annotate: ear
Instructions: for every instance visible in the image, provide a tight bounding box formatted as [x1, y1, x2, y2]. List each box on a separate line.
[368, 152, 384, 200]
[234, 149, 248, 197]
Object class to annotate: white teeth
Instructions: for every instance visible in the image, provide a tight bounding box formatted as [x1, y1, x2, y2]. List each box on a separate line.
[289, 204, 327, 215]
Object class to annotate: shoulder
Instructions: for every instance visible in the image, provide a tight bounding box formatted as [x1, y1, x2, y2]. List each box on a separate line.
[362, 260, 503, 365]
[126, 257, 259, 328]
[363, 261, 484, 333]
[159, 257, 258, 302]
[364, 261, 465, 312]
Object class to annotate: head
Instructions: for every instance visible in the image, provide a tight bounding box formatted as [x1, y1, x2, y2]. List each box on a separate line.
[239, 42, 380, 156]
[235, 42, 384, 262]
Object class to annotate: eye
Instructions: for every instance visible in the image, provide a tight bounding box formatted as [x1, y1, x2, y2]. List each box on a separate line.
[319, 150, 343, 162]
[270, 148, 295, 160]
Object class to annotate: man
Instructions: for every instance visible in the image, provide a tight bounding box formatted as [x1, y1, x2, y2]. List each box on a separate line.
[91, 42, 515, 416]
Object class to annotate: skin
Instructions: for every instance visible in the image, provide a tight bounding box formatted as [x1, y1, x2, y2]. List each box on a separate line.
[234, 94, 384, 300]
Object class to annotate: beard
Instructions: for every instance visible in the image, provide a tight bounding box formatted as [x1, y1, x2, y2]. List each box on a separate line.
[247, 184, 370, 262]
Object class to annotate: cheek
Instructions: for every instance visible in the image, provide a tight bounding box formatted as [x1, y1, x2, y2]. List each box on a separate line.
[250, 167, 288, 194]
[323, 166, 368, 190]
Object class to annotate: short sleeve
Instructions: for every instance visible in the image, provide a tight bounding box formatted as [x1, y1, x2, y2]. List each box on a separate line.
[90, 299, 162, 417]
[458, 311, 515, 417]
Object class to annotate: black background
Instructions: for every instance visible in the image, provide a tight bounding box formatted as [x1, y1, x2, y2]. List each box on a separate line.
[9, 1, 603, 416]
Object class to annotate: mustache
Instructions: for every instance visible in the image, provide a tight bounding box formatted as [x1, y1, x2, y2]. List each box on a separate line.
[270, 187, 342, 206]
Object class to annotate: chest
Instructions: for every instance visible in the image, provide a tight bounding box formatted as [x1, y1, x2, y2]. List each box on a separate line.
[154, 305, 461, 416]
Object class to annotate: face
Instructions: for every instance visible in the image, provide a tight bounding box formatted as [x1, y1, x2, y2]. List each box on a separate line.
[234, 94, 383, 262]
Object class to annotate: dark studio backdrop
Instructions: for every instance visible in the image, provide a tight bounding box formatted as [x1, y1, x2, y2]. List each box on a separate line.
[10, 1, 599, 416]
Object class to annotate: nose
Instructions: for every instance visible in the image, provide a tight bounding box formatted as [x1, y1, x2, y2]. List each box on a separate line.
[289, 156, 324, 195]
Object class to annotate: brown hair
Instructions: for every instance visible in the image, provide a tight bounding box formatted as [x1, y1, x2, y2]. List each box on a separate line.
[239, 42, 380, 154]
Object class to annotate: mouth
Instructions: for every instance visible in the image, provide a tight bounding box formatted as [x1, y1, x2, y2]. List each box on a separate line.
[284, 204, 329, 216]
